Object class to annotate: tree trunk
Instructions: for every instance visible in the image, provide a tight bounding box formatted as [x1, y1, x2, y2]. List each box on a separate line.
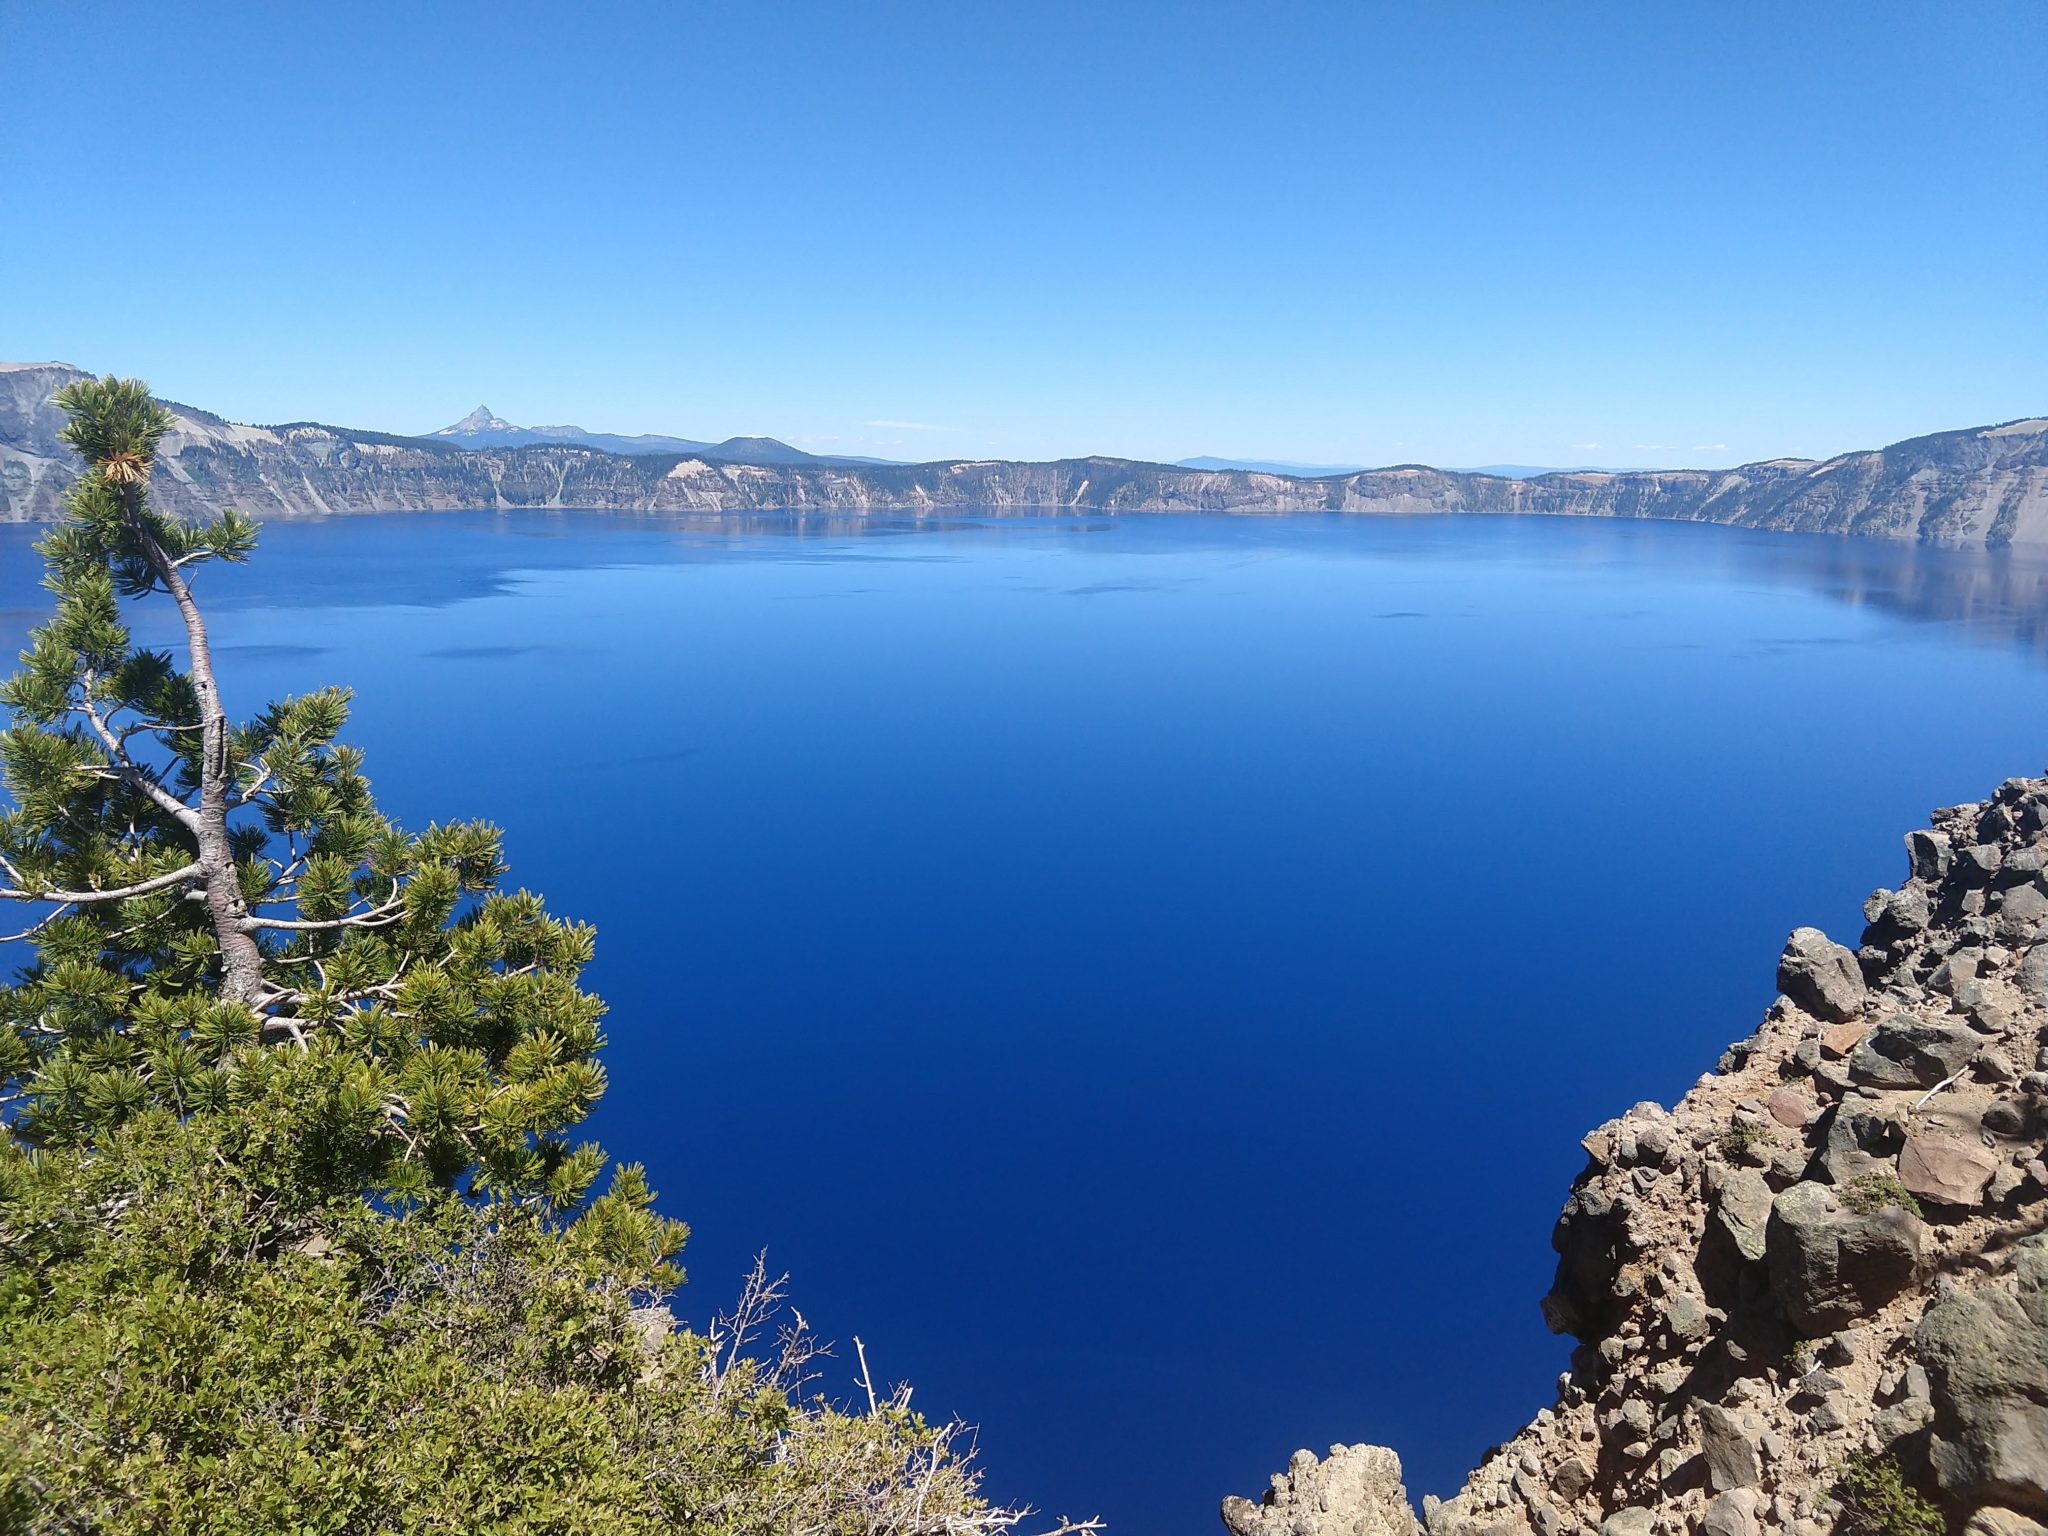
[123, 490, 267, 1007]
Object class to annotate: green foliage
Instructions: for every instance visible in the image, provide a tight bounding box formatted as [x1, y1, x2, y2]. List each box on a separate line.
[1719, 1116, 1769, 1161]
[0, 379, 1022, 1533]
[1840, 1172, 1923, 1218]
[1831, 1452, 1945, 1536]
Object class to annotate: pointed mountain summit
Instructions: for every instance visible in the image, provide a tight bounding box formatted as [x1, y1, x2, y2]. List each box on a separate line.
[439, 405, 512, 436]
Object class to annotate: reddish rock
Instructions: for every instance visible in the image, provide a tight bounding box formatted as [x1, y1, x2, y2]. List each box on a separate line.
[1821, 1020, 1869, 1060]
[1900, 1131, 2001, 1207]
[1768, 1088, 1814, 1129]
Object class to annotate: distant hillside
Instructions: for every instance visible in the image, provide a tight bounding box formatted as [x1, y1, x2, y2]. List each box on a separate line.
[4, 363, 2044, 545]
[1177, 455, 1367, 476]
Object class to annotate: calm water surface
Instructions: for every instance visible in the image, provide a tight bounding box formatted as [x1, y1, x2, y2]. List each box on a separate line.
[6, 510, 2048, 1533]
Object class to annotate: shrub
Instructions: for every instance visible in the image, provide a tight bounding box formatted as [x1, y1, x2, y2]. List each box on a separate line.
[1720, 1117, 1770, 1161]
[1831, 1452, 1945, 1536]
[1841, 1172, 1923, 1217]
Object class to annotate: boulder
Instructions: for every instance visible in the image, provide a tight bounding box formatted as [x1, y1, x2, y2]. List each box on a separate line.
[1820, 1102, 1907, 1185]
[1909, 829, 1954, 883]
[1918, 1236, 2048, 1515]
[1543, 1188, 1626, 1341]
[1710, 1168, 1775, 1265]
[1965, 1510, 2048, 1536]
[1600, 1510, 1652, 1536]
[1900, 1130, 2002, 1208]
[1699, 1403, 1762, 1491]
[1779, 928, 1868, 1024]
[1550, 1456, 1592, 1501]
[1997, 883, 2048, 944]
[1767, 1088, 1814, 1128]
[2016, 947, 2048, 1001]
[1662, 1293, 1711, 1345]
[1866, 884, 1934, 954]
[1766, 1181, 1925, 1333]
[1850, 1018, 1981, 1090]
[1962, 844, 2006, 882]
[1703, 1489, 1760, 1536]
[1222, 1443, 1422, 1536]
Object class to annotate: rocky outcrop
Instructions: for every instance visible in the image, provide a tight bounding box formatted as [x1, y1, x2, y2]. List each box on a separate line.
[1222, 1444, 1422, 1536]
[1227, 774, 2048, 1536]
[5, 363, 2045, 547]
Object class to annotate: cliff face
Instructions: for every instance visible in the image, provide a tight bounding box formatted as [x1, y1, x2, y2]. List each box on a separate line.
[4, 363, 2045, 546]
[1226, 776, 2048, 1536]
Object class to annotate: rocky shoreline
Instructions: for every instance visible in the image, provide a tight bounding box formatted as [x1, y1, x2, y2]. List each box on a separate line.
[5, 364, 2045, 545]
[1226, 775, 2048, 1536]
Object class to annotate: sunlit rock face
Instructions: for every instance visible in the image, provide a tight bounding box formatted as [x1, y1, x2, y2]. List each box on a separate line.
[1226, 773, 2048, 1536]
[4, 362, 2044, 545]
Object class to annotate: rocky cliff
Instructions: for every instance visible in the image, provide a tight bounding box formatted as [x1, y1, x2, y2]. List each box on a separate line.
[4, 363, 2045, 546]
[1224, 776, 2048, 1536]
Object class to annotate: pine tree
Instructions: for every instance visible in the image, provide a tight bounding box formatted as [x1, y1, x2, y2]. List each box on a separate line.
[0, 379, 1077, 1534]
[2, 375, 618, 1210]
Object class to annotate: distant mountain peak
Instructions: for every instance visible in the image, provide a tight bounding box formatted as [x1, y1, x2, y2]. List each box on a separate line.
[439, 405, 516, 436]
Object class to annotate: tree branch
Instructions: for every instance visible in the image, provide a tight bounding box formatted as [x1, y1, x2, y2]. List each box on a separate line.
[241, 881, 404, 933]
[0, 859, 204, 907]
[75, 681, 200, 828]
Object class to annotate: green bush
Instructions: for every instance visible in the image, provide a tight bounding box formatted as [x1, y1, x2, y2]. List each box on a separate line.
[1831, 1452, 1944, 1536]
[1841, 1172, 1923, 1217]
[1719, 1117, 1770, 1161]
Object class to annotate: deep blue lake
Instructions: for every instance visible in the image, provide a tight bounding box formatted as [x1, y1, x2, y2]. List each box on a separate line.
[6, 509, 2048, 1533]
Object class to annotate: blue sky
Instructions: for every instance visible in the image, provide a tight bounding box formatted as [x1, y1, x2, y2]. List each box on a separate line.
[3, 0, 2042, 467]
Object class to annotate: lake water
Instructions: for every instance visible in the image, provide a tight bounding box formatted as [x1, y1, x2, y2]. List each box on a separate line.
[6, 510, 2048, 1533]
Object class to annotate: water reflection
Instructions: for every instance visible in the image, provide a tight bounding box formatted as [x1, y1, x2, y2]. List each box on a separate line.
[8, 507, 2048, 657]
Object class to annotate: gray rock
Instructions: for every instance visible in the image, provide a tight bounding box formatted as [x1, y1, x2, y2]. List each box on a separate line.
[1663, 1293, 1711, 1345]
[1918, 1235, 2048, 1515]
[1779, 928, 1868, 1024]
[1810, 1395, 1849, 1433]
[2017, 947, 2048, 1000]
[1874, 1396, 1936, 1446]
[1600, 1510, 1653, 1536]
[1767, 1181, 1925, 1333]
[1963, 843, 2007, 882]
[1796, 1366, 1847, 1401]
[1703, 1489, 1760, 1536]
[1999, 883, 2048, 944]
[1910, 829, 1954, 883]
[1964, 1510, 2048, 1536]
[626, 1302, 675, 1356]
[1850, 1018, 1982, 1089]
[1984, 1101, 2028, 1136]
[1543, 1188, 1627, 1341]
[1822, 1328, 1866, 1366]
[1222, 1443, 1422, 1536]
[1821, 1102, 1907, 1185]
[1699, 1402, 1762, 1491]
[1980, 1050, 2020, 1085]
[1550, 1456, 1592, 1501]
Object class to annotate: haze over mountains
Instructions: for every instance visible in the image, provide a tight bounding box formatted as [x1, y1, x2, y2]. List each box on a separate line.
[3, 362, 2045, 546]
[428, 405, 901, 466]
